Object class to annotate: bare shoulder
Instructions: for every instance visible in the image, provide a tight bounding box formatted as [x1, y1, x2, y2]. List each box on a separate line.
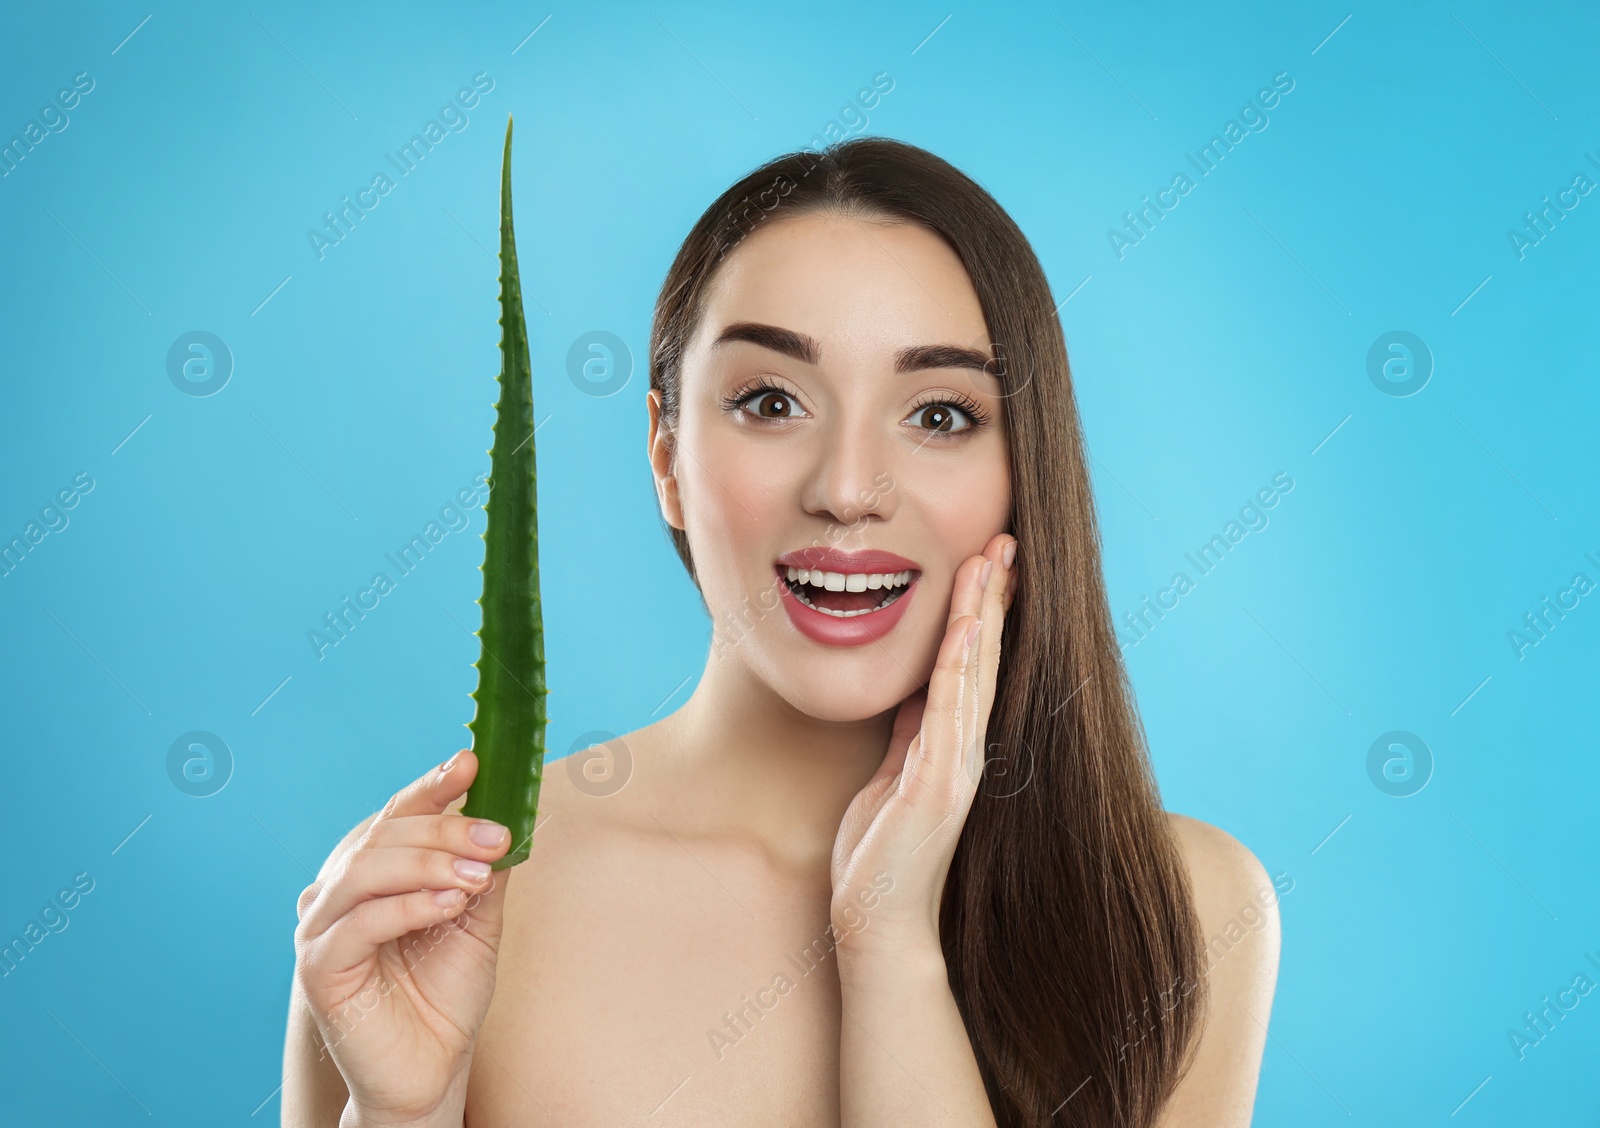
[1155, 813, 1284, 1127]
[1166, 814, 1281, 929]
[1164, 811, 1283, 992]
[499, 725, 667, 885]
[527, 726, 655, 829]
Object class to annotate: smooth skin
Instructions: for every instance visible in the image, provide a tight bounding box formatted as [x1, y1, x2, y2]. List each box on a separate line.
[283, 212, 1279, 1126]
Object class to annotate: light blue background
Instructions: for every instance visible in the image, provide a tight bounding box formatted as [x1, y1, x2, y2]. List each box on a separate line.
[1, 1, 1595, 1124]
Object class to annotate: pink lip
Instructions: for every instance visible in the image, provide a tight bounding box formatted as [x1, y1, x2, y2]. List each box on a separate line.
[775, 547, 921, 574]
[772, 548, 921, 648]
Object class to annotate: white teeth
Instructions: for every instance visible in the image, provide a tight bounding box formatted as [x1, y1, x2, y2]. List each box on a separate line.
[782, 566, 913, 590]
[779, 564, 917, 617]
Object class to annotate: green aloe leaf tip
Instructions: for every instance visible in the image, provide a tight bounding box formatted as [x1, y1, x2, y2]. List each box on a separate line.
[461, 115, 547, 870]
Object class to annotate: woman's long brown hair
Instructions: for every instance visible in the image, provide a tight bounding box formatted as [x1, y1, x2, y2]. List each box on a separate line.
[647, 136, 1207, 1127]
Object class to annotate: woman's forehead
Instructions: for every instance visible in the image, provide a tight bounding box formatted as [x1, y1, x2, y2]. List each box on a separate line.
[695, 214, 990, 361]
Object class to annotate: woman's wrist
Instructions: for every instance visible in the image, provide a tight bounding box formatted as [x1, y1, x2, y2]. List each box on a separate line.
[835, 932, 950, 997]
[342, 1106, 463, 1128]
[340, 1073, 469, 1128]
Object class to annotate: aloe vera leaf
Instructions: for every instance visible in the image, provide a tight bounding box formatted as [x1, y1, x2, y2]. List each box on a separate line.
[461, 115, 547, 870]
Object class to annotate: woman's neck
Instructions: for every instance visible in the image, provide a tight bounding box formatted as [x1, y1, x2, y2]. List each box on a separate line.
[651, 648, 899, 877]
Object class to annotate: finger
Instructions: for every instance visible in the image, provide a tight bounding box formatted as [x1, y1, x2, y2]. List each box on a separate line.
[947, 552, 990, 629]
[963, 602, 986, 784]
[869, 690, 925, 789]
[842, 697, 924, 867]
[890, 689, 926, 751]
[363, 812, 512, 858]
[308, 812, 511, 936]
[303, 886, 477, 982]
[376, 749, 481, 825]
[902, 610, 983, 805]
[870, 725, 913, 794]
[297, 845, 499, 940]
[1002, 537, 1019, 617]
[831, 732, 911, 881]
[969, 535, 1016, 781]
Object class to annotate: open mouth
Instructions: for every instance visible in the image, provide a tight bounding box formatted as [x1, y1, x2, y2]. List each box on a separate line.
[775, 564, 919, 618]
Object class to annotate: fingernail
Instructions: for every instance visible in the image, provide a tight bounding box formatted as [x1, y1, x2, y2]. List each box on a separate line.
[1003, 540, 1017, 569]
[469, 820, 508, 848]
[437, 752, 459, 780]
[434, 888, 464, 907]
[979, 559, 994, 588]
[455, 857, 491, 881]
[965, 618, 983, 649]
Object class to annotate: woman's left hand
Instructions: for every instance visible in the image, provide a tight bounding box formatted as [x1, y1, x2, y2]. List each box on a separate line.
[829, 532, 1018, 963]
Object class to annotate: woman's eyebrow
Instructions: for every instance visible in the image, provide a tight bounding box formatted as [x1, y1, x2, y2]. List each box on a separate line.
[711, 321, 991, 374]
[893, 343, 992, 375]
[712, 321, 820, 365]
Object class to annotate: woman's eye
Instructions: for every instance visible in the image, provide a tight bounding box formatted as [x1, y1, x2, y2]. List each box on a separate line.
[746, 391, 800, 418]
[725, 385, 984, 435]
[908, 402, 975, 434]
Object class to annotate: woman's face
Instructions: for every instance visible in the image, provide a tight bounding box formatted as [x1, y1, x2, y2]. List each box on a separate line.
[649, 210, 1012, 722]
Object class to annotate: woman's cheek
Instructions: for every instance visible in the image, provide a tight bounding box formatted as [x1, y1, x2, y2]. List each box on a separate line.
[688, 430, 788, 587]
[920, 446, 1010, 551]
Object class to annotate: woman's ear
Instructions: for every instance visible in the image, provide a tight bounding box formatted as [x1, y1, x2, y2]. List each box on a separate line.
[646, 388, 685, 530]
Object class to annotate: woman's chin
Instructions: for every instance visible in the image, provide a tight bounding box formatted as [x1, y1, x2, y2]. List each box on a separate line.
[767, 668, 919, 726]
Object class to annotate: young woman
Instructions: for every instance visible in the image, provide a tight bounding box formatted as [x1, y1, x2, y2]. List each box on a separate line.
[283, 137, 1281, 1127]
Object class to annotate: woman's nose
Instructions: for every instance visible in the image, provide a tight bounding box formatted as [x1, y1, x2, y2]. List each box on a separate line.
[798, 417, 897, 530]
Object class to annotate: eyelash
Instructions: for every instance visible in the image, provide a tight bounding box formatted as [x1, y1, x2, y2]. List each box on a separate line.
[719, 377, 992, 439]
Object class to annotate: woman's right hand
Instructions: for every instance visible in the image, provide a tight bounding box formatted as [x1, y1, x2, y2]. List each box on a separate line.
[293, 749, 514, 1127]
